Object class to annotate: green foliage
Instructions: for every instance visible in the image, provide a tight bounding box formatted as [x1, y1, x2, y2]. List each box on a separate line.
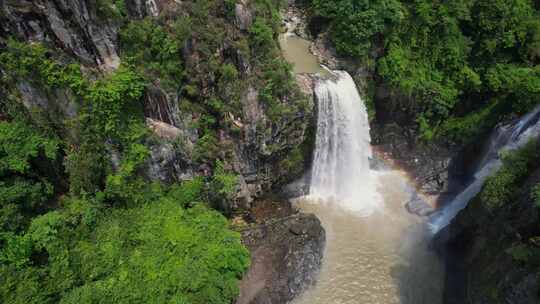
[311, 0, 404, 57]
[83, 68, 146, 139]
[437, 101, 500, 144]
[0, 39, 85, 94]
[0, 187, 249, 304]
[96, 0, 126, 20]
[119, 19, 186, 90]
[211, 160, 238, 197]
[481, 140, 540, 211]
[506, 244, 535, 262]
[193, 133, 220, 163]
[168, 177, 206, 208]
[0, 121, 58, 174]
[309, 0, 540, 141]
[0, 121, 59, 232]
[103, 143, 151, 205]
[531, 184, 540, 208]
[278, 147, 305, 181]
[224, 0, 238, 19]
[249, 18, 274, 51]
[0, 233, 32, 268]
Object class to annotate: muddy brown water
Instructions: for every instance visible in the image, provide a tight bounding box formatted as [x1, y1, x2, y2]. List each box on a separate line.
[279, 34, 326, 74]
[292, 172, 444, 304]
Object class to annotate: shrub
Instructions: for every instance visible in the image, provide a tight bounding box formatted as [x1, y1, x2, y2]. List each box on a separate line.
[481, 140, 539, 211]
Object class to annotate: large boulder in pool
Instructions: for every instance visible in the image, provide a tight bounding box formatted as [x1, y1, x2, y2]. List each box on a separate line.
[236, 202, 325, 304]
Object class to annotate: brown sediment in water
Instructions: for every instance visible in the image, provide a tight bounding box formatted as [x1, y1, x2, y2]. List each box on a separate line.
[292, 172, 445, 304]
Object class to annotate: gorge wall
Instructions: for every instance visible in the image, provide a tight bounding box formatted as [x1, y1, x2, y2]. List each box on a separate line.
[442, 139, 540, 304]
[0, 1, 324, 303]
[0, 0, 315, 208]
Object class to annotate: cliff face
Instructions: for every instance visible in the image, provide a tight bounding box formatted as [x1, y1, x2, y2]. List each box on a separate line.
[441, 148, 540, 304]
[0, 0, 315, 209]
[1, 0, 120, 69]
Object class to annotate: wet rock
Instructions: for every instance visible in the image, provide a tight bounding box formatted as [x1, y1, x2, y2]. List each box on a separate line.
[405, 193, 435, 217]
[281, 174, 310, 200]
[237, 212, 325, 304]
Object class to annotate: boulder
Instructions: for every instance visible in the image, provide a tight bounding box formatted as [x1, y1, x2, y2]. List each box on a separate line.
[237, 211, 325, 304]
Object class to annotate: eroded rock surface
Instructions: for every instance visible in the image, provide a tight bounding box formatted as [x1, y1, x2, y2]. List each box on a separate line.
[237, 202, 325, 304]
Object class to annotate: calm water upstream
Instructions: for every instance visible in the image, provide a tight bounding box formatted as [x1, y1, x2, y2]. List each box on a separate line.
[279, 34, 325, 74]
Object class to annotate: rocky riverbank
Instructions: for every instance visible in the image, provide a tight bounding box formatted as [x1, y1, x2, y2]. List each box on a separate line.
[235, 201, 325, 304]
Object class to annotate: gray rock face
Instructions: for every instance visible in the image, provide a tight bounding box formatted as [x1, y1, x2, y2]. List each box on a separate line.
[145, 141, 194, 183]
[2, 0, 316, 208]
[235, 1, 253, 31]
[232, 82, 315, 206]
[1, 0, 120, 69]
[125, 0, 162, 18]
[237, 213, 325, 304]
[405, 193, 435, 216]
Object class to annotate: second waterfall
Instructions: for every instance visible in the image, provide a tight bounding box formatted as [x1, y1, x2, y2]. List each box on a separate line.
[309, 71, 381, 216]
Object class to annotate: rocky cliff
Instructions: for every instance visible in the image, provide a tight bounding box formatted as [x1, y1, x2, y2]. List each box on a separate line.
[440, 140, 540, 304]
[0, 0, 315, 208]
[0, 1, 324, 303]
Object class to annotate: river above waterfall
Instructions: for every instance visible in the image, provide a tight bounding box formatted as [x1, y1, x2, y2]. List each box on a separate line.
[278, 34, 326, 74]
[293, 171, 444, 304]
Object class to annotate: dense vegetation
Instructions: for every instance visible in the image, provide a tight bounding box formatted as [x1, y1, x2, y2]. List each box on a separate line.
[307, 0, 540, 142]
[458, 140, 540, 300]
[0, 45, 250, 302]
[0, 0, 308, 302]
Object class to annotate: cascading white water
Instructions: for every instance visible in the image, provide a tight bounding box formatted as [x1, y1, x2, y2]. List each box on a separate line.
[309, 71, 380, 216]
[430, 105, 540, 233]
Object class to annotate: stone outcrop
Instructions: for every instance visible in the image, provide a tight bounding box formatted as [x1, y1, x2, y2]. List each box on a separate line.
[0, 0, 316, 208]
[1, 0, 120, 69]
[236, 202, 325, 304]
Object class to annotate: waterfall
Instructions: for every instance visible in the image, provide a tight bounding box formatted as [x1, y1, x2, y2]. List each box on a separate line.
[309, 71, 380, 216]
[429, 105, 540, 233]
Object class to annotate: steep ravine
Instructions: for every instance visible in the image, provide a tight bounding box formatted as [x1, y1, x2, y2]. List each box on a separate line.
[283, 2, 540, 304]
[278, 5, 446, 303]
[3, 1, 538, 303]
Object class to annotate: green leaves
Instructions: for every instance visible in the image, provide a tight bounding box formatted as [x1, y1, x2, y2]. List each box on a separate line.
[0, 39, 86, 93]
[311, 0, 540, 141]
[1, 179, 249, 304]
[0, 121, 58, 174]
[481, 140, 540, 212]
[312, 0, 404, 58]
[119, 19, 186, 90]
[249, 18, 274, 50]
